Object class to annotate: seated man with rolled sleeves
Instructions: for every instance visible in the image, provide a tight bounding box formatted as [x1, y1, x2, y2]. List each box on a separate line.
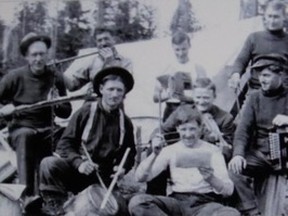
[129, 107, 240, 216]
[0, 32, 72, 213]
[228, 53, 288, 216]
[39, 67, 136, 216]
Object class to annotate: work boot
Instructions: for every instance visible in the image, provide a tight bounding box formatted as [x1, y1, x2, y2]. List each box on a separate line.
[41, 191, 67, 216]
[20, 195, 43, 215]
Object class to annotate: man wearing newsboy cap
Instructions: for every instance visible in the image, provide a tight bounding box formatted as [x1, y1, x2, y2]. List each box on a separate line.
[0, 32, 72, 213]
[39, 67, 136, 215]
[228, 53, 288, 216]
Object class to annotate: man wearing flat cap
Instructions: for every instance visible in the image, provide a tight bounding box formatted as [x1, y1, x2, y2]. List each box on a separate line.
[228, 54, 288, 216]
[39, 67, 136, 215]
[0, 32, 72, 213]
[64, 27, 132, 93]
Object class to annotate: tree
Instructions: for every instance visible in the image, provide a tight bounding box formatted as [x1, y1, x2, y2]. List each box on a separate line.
[170, 0, 202, 34]
[55, 0, 92, 61]
[3, 1, 49, 69]
[94, 0, 156, 43]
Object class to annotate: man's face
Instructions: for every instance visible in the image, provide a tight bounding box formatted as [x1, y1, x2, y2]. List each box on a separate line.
[172, 39, 190, 64]
[25, 41, 48, 75]
[100, 79, 125, 110]
[96, 32, 115, 49]
[177, 120, 201, 147]
[259, 67, 282, 91]
[264, 7, 286, 31]
[193, 88, 215, 112]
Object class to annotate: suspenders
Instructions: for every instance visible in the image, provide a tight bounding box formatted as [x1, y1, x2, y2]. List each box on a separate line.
[81, 101, 125, 148]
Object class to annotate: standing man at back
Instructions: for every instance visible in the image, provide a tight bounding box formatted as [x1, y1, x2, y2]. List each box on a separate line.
[153, 30, 207, 122]
[148, 30, 207, 196]
[229, 1, 288, 92]
[64, 27, 132, 93]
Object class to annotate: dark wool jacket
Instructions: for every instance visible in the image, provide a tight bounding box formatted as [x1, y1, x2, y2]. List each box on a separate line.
[56, 100, 136, 179]
[232, 30, 288, 89]
[233, 86, 288, 157]
[0, 65, 72, 128]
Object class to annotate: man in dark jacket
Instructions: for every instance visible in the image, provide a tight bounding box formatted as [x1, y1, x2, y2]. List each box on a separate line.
[40, 67, 136, 215]
[228, 53, 288, 216]
[0, 32, 72, 213]
[228, 1, 288, 91]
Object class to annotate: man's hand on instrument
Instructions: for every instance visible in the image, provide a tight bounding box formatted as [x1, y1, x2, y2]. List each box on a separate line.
[78, 160, 99, 175]
[99, 47, 114, 62]
[272, 114, 288, 127]
[198, 166, 214, 181]
[151, 134, 165, 155]
[110, 166, 126, 180]
[0, 104, 16, 117]
[228, 155, 246, 174]
[228, 73, 240, 90]
[205, 131, 220, 143]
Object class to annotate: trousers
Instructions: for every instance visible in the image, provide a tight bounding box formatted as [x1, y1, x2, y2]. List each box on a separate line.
[228, 150, 274, 212]
[129, 193, 240, 216]
[9, 126, 54, 196]
[40, 156, 129, 215]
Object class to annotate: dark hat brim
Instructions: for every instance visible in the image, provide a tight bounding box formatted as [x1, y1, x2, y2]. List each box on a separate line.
[251, 54, 288, 70]
[20, 35, 51, 56]
[93, 67, 134, 96]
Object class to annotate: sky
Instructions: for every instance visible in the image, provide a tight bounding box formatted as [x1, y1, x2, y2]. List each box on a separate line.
[0, 0, 241, 33]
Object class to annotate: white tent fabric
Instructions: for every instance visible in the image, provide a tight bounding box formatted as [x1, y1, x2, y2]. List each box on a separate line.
[117, 16, 264, 117]
[66, 16, 265, 118]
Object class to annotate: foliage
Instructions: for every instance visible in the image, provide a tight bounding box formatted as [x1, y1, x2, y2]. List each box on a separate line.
[94, 0, 157, 43]
[3, 1, 49, 70]
[170, 0, 202, 34]
[55, 0, 92, 60]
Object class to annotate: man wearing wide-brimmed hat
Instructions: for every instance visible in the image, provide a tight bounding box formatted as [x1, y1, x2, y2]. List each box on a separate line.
[64, 27, 132, 92]
[0, 32, 72, 213]
[40, 66, 136, 215]
[228, 53, 288, 216]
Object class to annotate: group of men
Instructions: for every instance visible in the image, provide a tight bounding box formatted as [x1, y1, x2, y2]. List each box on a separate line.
[0, 0, 288, 216]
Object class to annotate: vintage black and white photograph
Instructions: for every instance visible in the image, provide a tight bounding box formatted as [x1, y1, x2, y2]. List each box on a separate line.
[0, 0, 287, 215]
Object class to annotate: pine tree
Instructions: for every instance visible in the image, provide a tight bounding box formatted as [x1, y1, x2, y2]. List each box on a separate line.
[56, 0, 92, 60]
[170, 0, 202, 34]
[94, 0, 156, 43]
[4, 1, 49, 69]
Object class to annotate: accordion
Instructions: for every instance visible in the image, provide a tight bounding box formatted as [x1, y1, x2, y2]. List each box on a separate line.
[269, 131, 288, 171]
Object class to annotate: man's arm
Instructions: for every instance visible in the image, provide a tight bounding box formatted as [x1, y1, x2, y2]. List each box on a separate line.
[229, 33, 254, 89]
[232, 34, 254, 77]
[233, 94, 255, 157]
[201, 151, 234, 196]
[56, 105, 90, 169]
[153, 80, 170, 103]
[63, 49, 98, 91]
[0, 72, 16, 103]
[228, 94, 256, 174]
[54, 72, 72, 119]
[135, 136, 169, 182]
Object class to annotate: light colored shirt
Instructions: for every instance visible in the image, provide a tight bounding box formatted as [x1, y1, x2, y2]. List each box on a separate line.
[64, 48, 133, 92]
[136, 140, 233, 196]
[154, 60, 206, 103]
